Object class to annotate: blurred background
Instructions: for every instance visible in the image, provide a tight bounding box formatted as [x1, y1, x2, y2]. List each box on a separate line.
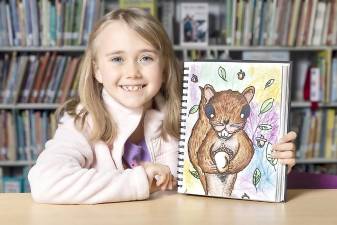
[0, 0, 337, 192]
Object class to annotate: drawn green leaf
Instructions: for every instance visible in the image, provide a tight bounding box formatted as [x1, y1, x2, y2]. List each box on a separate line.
[189, 170, 200, 179]
[259, 98, 274, 115]
[265, 79, 275, 89]
[266, 153, 278, 167]
[266, 144, 278, 167]
[258, 124, 272, 130]
[189, 105, 199, 115]
[253, 168, 261, 188]
[218, 66, 227, 81]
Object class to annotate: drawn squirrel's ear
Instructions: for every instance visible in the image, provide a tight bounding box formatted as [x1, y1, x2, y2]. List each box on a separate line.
[242, 86, 255, 103]
[199, 86, 204, 94]
[203, 84, 216, 103]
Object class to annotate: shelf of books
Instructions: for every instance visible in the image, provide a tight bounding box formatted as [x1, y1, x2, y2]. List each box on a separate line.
[1, 46, 337, 53]
[1, 0, 337, 192]
[0, 161, 35, 167]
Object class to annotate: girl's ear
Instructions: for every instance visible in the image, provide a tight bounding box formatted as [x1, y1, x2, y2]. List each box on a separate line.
[93, 61, 103, 83]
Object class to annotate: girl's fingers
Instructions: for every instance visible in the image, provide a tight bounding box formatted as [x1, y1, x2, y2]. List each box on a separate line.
[272, 150, 295, 159]
[272, 142, 296, 152]
[155, 174, 165, 186]
[169, 175, 177, 190]
[160, 174, 171, 191]
[168, 175, 173, 190]
[172, 178, 177, 190]
[278, 131, 297, 144]
[150, 180, 160, 194]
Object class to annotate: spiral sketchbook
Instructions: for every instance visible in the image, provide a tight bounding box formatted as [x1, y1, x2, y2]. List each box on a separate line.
[177, 60, 291, 202]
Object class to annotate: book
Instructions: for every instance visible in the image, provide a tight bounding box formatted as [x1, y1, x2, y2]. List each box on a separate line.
[6, 110, 16, 161]
[160, 0, 174, 42]
[2, 176, 23, 193]
[0, 111, 6, 160]
[57, 56, 80, 103]
[331, 57, 337, 102]
[313, 111, 322, 158]
[306, 0, 318, 46]
[180, 3, 208, 46]
[20, 55, 39, 103]
[0, 167, 3, 192]
[0, 1, 10, 46]
[13, 55, 29, 103]
[324, 109, 335, 159]
[37, 53, 57, 102]
[29, 53, 50, 103]
[312, 1, 326, 46]
[321, 1, 331, 45]
[119, 0, 157, 17]
[296, 0, 309, 46]
[178, 60, 291, 202]
[287, 0, 301, 46]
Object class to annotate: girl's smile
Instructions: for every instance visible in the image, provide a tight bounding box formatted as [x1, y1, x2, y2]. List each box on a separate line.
[120, 84, 147, 92]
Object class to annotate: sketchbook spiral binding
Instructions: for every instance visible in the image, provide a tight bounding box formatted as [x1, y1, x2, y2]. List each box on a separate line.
[177, 66, 189, 191]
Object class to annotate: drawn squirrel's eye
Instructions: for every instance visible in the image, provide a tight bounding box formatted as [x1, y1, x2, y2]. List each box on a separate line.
[205, 103, 215, 119]
[240, 104, 250, 119]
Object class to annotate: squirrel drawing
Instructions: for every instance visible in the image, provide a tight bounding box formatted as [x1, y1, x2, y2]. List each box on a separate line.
[188, 84, 255, 197]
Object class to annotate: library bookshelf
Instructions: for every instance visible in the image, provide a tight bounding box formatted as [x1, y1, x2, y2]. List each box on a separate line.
[1, 0, 337, 192]
[1, 45, 337, 161]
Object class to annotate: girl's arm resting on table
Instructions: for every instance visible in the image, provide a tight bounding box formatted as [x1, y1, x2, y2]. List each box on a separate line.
[28, 115, 150, 204]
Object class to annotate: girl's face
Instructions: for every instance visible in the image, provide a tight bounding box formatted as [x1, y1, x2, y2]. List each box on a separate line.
[94, 21, 163, 109]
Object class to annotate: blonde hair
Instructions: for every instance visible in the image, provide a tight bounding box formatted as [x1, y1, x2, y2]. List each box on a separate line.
[58, 8, 181, 144]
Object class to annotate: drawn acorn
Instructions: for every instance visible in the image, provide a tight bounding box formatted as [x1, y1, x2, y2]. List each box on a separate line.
[191, 74, 198, 82]
[237, 69, 245, 80]
[256, 135, 267, 148]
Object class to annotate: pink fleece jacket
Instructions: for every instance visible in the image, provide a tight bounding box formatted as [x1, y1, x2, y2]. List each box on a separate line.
[28, 89, 178, 204]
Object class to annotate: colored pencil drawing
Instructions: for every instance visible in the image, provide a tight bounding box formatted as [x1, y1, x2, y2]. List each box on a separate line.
[188, 84, 255, 197]
[183, 62, 284, 201]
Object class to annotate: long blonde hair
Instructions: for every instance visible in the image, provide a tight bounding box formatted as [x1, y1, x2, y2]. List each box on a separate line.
[58, 8, 181, 144]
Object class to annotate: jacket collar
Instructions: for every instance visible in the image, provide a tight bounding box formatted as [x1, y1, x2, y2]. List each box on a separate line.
[101, 88, 165, 141]
[101, 88, 166, 169]
[102, 88, 143, 117]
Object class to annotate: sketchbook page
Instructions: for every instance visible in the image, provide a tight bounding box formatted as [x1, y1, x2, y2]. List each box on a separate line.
[178, 61, 291, 202]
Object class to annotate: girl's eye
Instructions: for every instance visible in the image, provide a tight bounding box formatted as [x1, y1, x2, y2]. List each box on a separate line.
[139, 56, 154, 64]
[110, 57, 123, 63]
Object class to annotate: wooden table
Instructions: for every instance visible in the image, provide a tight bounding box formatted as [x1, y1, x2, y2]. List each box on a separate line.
[0, 190, 336, 225]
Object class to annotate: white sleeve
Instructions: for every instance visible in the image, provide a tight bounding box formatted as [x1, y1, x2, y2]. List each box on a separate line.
[154, 136, 178, 177]
[28, 114, 150, 204]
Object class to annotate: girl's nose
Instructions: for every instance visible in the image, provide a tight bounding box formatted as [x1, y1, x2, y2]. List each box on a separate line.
[125, 61, 141, 78]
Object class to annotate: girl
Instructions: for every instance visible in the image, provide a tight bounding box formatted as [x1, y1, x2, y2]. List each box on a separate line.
[28, 8, 297, 204]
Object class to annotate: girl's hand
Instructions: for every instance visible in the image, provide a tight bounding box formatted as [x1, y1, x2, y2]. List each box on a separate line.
[142, 162, 177, 193]
[272, 131, 297, 174]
